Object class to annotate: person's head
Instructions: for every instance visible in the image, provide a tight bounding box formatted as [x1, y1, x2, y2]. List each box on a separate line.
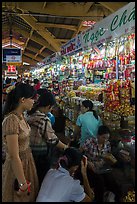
[81, 100, 93, 113]
[14, 79, 17, 83]
[25, 79, 30, 84]
[97, 125, 110, 145]
[28, 89, 56, 115]
[17, 76, 21, 83]
[37, 88, 48, 96]
[81, 100, 98, 120]
[5, 77, 11, 85]
[58, 147, 83, 175]
[34, 78, 39, 85]
[3, 83, 36, 117]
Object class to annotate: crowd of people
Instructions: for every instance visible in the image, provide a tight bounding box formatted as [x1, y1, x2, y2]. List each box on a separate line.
[2, 77, 135, 202]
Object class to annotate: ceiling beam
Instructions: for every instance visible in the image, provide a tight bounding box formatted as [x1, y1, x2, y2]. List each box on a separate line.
[27, 46, 48, 57]
[3, 24, 56, 52]
[36, 22, 77, 31]
[24, 52, 42, 62]
[22, 55, 38, 66]
[2, 37, 25, 46]
[56, 39, 69, 43]
[43, 2, 47, 9]
[98, 2, 128, 13]
[19, 14, 61, 51]
[35, 46, 49, 58]
[22, 29, 34, 54]
[72, 20, 83, 38]
[2, 2, 115, 23]
[3, 24, 69, 47]
[2, 2, 111, 17]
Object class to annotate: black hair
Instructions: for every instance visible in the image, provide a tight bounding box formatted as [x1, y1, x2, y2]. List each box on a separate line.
[5, 77, 11, 84]
[25, 79, 30, 84]
[98, 125, 110, 135]
[82, 100, 99, 120]
[28, 90, 56, 115]
[34, 78, 39, 84]
[37, 88, 48, 96]
[3, 83, 36, 117]
[59, 147, 83, 170]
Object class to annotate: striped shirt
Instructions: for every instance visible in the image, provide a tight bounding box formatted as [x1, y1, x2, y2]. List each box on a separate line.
[82, 137, 111, 162]
[27, 111, 59, 148]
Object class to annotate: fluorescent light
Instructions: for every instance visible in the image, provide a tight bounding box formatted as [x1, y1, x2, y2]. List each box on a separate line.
[23, 62, 30, 65]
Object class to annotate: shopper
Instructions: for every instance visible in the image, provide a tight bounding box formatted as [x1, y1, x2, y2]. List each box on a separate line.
[36, 147, 94, 202]
[37, 88, 55, 126]
[33, 78, 41, 91]
[2, 83, 39, 202]
[73, 100, 102, 146]
[77, 125, 122, 202]
[27, 90, 68, 185]
[2, 77, 12, 104]
[15, 76, 22, 87]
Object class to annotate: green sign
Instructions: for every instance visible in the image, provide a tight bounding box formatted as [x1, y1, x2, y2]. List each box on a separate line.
[81, 2, 135, 49]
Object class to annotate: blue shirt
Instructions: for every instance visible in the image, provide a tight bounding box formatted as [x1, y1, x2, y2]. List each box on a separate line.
[36, 166, 85, 202]
[76, 111, 102, 146]
[47, 112, 55, 126]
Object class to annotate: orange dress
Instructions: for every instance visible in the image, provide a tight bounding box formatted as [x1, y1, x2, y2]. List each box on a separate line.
[2, 113, 39, 202]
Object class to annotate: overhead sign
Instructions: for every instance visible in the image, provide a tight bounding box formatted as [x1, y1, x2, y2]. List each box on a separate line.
[81, 2, 135, 50]
[61, 34, 82, 56]
[8, 65, 16, 72]
[2, 48, 22, 63]
[6, 55, 22, 62]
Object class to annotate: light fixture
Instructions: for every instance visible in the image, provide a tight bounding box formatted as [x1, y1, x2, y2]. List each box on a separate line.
[23, 62, 30, 65]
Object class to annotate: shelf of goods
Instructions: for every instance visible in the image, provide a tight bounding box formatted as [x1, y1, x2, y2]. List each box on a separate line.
[56, 84, 104, 137]
[56, 80, 135, 138]
[122, 190, 135, 202]
[103, 79, 135, 129]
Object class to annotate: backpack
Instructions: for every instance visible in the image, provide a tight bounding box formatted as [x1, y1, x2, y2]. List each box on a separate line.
[30, 117, 56, 161]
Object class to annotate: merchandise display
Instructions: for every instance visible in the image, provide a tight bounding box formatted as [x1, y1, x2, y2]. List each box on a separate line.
[123, 190, 135, 202]
[103, 79, 135, 129]
[2, 2, 135, 202]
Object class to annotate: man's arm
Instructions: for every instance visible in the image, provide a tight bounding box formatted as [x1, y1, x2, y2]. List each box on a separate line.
[81, 157, 94, 201]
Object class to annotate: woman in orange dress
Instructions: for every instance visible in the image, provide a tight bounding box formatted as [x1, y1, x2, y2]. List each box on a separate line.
[2, 83, 39, 202]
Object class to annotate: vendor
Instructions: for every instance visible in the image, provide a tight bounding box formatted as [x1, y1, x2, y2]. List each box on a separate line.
[75, 125, 122, 202]
[73, 100, 102, 147]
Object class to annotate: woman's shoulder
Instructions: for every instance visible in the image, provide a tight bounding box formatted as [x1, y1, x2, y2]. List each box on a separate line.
[84, 111, 94, 118]
[3, 112, 20, 123]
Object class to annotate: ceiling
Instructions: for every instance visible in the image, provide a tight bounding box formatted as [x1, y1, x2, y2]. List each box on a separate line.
[2, 2, 129, 68]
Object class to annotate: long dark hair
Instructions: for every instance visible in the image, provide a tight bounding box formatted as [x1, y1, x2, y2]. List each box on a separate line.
[28, 89, 56, 115]
[59, 147, 82, 170]
[82, 100, 99, 120]
[3, 83, 36, 118]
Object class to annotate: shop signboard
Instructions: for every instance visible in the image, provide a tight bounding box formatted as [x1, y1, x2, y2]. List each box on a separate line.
[81, 2, 135, 50]
[2, 48, 22, 63]
[42, 52, 61, 65]
[61, 34, 82, 56]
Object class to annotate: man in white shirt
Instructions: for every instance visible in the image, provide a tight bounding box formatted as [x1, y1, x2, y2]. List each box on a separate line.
[36, 147, 94, 202]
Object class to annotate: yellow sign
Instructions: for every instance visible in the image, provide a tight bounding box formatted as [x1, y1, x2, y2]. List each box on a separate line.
[6, 62, 22, 66]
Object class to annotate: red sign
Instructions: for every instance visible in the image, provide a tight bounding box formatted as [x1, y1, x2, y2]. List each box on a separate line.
[8, 65, 16, 72]
[82, 21, 96, 27]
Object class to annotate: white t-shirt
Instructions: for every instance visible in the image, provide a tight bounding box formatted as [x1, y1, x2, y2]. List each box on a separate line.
[36, 167, 85, 202]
